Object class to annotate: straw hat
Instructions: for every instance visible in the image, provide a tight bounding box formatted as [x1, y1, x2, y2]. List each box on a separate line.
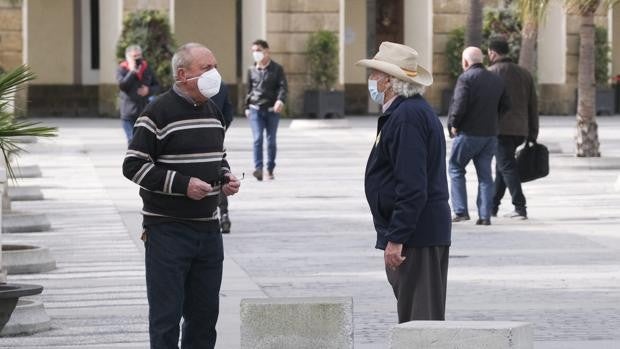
[356, 41, 433, 86]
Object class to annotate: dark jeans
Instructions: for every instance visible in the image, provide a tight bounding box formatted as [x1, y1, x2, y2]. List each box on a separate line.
[122, 118, 135, 143]
[249, 109, 279, 172]
[144, 222, 223, 349]
[493, 135, 526, 211]
[218, 192, 228, 215]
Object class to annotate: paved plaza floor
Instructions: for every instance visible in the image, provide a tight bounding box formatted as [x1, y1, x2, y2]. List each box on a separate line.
[0, 115, 619, 348]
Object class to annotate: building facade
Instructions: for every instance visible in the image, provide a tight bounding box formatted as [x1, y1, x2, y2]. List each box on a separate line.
[0, 0, 619, 116]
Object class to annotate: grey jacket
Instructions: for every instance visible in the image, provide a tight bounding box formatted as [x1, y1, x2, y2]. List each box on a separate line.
[488, 57, 539, 140]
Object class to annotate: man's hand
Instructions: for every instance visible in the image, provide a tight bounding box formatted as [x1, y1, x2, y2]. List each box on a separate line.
[450, 127, 458, 138]
[384, 241, 406, 270]
[222, 173, 240, 196]
[245, 109, 250, 118]
[187, 177, 213, 200]
[274, 100, 284, 113]
[137, 85, 149, 97]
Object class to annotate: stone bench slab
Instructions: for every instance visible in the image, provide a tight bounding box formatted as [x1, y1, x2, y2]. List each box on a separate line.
[2, 212, 51, 233]
[390, 321, 533, 349]
[0, 298, 51, 336]
[13, 165, 42, 179]
[241, 297, 353, 349]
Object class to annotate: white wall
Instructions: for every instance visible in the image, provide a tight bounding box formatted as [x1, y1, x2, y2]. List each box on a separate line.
[99, 0, 123, 84]
[537, 0, 566, 84]
[404, 0, 433, 73]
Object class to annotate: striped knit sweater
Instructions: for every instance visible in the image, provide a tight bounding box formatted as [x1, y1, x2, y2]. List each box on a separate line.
[122, 89, 230, 225]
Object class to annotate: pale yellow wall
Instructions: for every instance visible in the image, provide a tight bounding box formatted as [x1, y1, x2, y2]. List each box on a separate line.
[173, 0, 236, 82]
[99, 0, 123, 84]
[344, 0, 366, 84]
[27, 0, 74, 84]
[538, 0, 566, 84]
[404, 0, 433, 72]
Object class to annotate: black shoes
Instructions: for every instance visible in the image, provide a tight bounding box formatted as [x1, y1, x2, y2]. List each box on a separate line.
[492, 207, 499, 217]
[476, 218, 491, 226]
[253, 169, 263, 181]
[505, 209, 527, 220]
[220, 213, 231, 234]
[452, 214, 470, 222]
[267, 170, 274, 180]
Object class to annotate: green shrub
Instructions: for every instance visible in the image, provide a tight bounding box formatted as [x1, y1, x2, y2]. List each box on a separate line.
[306, 30, 339, 90]
[595, 26, 611, 86]
[446, 28, 465, 83]
[482, 6, 522, 62]
[116, 10, 176, 90]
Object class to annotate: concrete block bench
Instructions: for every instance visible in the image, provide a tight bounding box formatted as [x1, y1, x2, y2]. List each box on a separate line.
[390, 321, 533, 349]
[240, 297, 353, 349]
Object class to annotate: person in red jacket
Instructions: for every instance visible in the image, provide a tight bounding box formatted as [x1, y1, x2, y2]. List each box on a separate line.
[117, 45, 160, 142]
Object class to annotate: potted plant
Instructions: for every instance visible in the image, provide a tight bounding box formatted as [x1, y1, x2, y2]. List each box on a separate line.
[303, 30, 344, 118]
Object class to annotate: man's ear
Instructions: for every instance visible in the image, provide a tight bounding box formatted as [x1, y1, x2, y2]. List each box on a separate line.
[177, 68, 186, 82]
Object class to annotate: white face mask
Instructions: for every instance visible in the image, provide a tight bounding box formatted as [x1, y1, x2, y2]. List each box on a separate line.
[368, 78, 385, 105]
[252, 51, 265, 63]
[186, 68, 221, 98]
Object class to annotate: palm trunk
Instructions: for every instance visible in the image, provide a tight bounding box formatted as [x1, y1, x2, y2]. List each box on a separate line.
[575, 10, 601, 157]
[518, 20, 538, 74]
[466, 0, 483, 46]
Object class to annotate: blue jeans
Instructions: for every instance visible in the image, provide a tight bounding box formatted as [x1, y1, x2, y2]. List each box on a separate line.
[122, 119, 135, 143]
[449, 134, 497, 220]
[249, 109, 279, 171]
[493, 135, 526, 212]
[144, 222, 223, 349]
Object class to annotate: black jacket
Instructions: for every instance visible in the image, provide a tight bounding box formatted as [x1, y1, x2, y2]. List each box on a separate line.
[117, 62, 160, 121]
[245, 60, 287, 109]
[488, 57, 539, 140]
[447, 63, 510, 137]
[365, 95, 451, 249]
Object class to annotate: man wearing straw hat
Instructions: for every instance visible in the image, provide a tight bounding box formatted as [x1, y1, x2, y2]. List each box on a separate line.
[357, 42, 451, 322]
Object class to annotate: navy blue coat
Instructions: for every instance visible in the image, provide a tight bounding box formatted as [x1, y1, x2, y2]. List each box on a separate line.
[365, 95, 451, 249]
[210, 82, 234, 129]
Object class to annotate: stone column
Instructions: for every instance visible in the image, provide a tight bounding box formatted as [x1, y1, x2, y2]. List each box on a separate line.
[265, 0, 341, 115]
[611, 3, 620, 77]
[98, 0, 124, 117]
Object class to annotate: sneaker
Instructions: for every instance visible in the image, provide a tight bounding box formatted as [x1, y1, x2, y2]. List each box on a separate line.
[267, 170, 274, 180]
[452, 214, 470, 222]
[252, 169, 263, 181]
[476, 218, 491, 226]
[220, 213, 231, 234]
[504, 210, 527, 220]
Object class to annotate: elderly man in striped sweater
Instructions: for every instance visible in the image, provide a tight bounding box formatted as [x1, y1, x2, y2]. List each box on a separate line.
[123, 42, 240, 349]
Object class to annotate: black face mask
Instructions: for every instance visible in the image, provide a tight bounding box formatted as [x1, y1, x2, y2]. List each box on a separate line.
[135, 58, 143, 67]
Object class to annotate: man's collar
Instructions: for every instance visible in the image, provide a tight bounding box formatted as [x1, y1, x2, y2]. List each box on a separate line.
[491, 56, 513, 65]
[382, 95, 398, 113]
[257, 59, 272, 69]
[173, 83, 199, 106]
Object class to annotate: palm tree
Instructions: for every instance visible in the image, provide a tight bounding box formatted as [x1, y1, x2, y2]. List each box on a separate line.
[0, 65, 56, 179]
[517, 0, 550, 73]
[466, 0, 484, 46]
[565, 0, 618, 157]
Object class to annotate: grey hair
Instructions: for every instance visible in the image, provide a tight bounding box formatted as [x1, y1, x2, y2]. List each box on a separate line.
[390, 77, 426, 97]
[171, 42, 210, 79]
[125, 45, 142, 55]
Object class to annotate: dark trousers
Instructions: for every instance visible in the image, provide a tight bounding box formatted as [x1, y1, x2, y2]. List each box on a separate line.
[385, 246, 449, 323]
[144, 222, 223, 349]
[218, 193, 228, 215]
[493, 135, 526, 211]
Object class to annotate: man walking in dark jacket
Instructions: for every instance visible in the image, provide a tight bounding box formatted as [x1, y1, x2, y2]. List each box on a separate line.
[117, 45, 160, 142]
[245, 39, 288, 181]
[447, 47, 510, 225]
[357, 42, 451, 322]
[488, 38, 539, 219]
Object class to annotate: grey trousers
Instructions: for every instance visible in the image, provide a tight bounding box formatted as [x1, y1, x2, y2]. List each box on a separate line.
[385, 245, 449, 323]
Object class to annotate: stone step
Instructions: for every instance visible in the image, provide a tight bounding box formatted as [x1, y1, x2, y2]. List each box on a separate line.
[7, 186, 44, 201]
[2, 244, 56, 274]
[13, 165, 42, 179]
[2, 211, 51, 233]
[240, 297, 353, 349]
[390, 321, 533, 349]
[0, 298, 51, 336]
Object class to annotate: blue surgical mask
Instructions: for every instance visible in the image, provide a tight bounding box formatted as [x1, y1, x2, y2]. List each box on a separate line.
[368, 78, 385, 105]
